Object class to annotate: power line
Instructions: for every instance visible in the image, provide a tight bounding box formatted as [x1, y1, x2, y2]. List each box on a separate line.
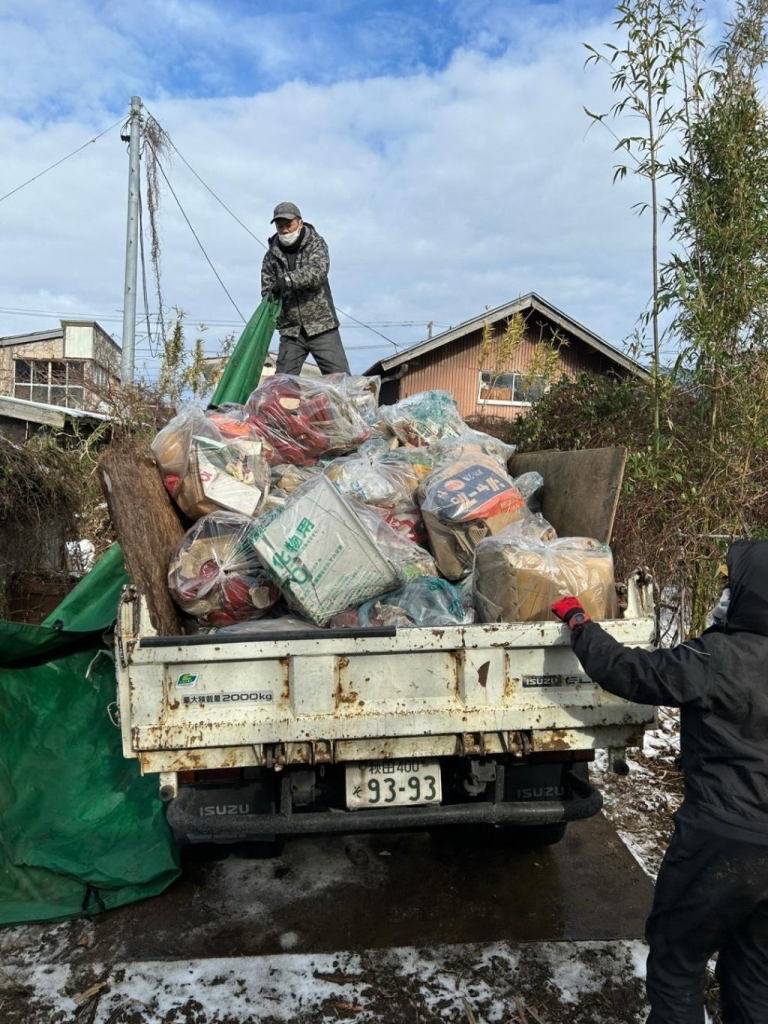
[0, 116, 126, 207]
[338, 307, 402, 348]
[0, 304, 444, 332]
[153, 156, 247, 323]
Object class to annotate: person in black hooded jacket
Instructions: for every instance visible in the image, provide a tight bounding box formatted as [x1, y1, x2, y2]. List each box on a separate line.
[552, 538, 768, 1024]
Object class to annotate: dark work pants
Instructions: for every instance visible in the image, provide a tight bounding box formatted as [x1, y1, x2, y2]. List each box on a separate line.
[645, 819, 768, 1024]
[276, 327, 350, 376]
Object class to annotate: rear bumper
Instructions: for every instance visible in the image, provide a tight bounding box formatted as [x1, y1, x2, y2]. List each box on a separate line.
[166, 771, 602, 837]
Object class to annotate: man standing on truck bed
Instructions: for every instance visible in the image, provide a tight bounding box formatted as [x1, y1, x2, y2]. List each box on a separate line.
[552, 539, 768, 1024]
[261, 201, 351, 376]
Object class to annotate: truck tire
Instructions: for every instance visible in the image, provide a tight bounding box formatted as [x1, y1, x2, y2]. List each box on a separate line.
[500, 821, 567, 848]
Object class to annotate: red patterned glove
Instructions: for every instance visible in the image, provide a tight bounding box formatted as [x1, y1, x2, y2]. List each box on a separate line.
[551, 596, 590, 629]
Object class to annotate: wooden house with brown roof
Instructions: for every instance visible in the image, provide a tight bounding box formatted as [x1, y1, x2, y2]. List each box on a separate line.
[365, 293, 648, 419]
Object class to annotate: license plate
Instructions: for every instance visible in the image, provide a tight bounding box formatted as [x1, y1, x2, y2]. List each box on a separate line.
[345, 759, 442, 810]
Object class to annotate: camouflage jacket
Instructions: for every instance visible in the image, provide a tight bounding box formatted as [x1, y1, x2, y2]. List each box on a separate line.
[261, 224, 339, 339]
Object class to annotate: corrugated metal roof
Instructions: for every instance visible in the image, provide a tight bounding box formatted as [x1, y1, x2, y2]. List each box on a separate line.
[0, 328, 63, 348]
[0, 320, 121, 352]
[365, 292, 649, 378]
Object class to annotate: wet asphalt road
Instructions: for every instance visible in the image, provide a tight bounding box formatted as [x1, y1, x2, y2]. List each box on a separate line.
[2, 812, 653, 972]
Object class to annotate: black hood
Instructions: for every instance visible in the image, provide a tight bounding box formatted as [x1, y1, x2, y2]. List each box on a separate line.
[725, 539, 768, 635]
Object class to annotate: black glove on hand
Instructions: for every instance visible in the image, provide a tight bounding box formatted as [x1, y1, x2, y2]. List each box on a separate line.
[269, 277, 286, 297]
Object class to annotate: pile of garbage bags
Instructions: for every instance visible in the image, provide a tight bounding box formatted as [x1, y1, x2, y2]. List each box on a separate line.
[152, 377, 617, 631]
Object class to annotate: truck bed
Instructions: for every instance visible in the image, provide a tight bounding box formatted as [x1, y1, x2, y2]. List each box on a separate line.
[116, 574, 656, 788]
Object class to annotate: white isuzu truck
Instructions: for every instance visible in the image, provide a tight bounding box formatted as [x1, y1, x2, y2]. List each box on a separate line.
[114, 448, 656, 847]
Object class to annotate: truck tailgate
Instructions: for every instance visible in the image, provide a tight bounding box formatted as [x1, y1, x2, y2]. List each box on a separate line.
[118, 601, 656, 774]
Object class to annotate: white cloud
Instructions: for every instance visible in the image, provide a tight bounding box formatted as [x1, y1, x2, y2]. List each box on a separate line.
[0, 1, 661, 377]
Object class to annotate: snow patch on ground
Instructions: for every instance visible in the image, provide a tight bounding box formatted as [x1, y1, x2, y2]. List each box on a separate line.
[7, 940, 652, 1024]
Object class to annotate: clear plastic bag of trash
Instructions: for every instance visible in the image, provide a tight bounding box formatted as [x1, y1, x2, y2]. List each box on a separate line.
[152, 404, 271, 520]
[245, 374, 371, 467]
[169, 511, 279, 627]
[418, 450, 527, 579]
[325, 373, 381, 424]
[430, 430, 516, 469]
[324, 445, 434, 543]
[378, 390, 468, 446]
[249, 476, 434, 627]
[473, 516, 618, 623]
[512, 471, 544, 512]
[325, 451, 418, 509]
[333, 577, 475, 629]
[352, 500, 436, 579]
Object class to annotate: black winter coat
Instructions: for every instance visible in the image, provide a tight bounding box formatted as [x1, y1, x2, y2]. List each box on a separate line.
[571, 538, 768, 843]
[260, 224, 339, 340]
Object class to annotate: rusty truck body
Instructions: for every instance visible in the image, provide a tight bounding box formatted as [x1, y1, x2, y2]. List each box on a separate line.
[114, 448, 656, 847]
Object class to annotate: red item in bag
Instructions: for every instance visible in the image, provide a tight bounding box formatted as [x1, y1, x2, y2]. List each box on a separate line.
[246, 375, 370, 466]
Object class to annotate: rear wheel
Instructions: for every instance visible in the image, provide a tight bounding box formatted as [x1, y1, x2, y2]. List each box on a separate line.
[498, 821, 567, 848]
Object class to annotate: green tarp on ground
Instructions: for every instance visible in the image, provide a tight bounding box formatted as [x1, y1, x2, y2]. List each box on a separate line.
[0, 298, 279, 926]
[0, 585, 180, 925]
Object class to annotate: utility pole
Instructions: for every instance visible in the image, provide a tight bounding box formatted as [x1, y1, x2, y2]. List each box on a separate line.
[427, 321, 433, 340]
[120, 96, 142, 383]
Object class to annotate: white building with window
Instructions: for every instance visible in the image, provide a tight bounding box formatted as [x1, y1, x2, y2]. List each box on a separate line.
[0, 320, 121, 414]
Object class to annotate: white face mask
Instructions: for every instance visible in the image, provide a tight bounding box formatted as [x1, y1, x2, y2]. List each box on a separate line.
[278, 226, 301, 246]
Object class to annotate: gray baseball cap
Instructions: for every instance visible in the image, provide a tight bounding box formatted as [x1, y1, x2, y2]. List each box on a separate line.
[271, 201, 302, 223]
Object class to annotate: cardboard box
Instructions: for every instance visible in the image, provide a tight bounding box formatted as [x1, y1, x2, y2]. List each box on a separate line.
[474, 533, 618, 623]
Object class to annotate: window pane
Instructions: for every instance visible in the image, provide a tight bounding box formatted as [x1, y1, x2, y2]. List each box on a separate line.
[50, 386, 67, 405]
[14, 359, 31, 383]
[30, 361, 50, 384]
[67, 361, 85, 384]
[32, 385, 48, 403]
[14, 384, 31, 400]
[67, 387, 84, 410]
[50, 361, 67, 384]
[479, 370, 515, 402]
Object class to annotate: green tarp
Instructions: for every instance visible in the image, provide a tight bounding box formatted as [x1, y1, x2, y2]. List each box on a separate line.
[0, 298, 278, 925]
[0, 583, 180, 925]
